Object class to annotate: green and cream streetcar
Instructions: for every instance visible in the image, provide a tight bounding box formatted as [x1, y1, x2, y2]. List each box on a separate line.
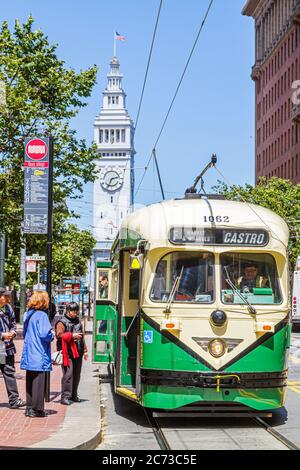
[93, 191, 290, 412]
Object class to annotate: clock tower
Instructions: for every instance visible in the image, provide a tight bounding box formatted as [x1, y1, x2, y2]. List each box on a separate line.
[93, 56, 135, 259]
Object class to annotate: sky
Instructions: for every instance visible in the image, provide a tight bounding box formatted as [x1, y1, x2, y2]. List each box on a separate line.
[1, 0, 255, 231]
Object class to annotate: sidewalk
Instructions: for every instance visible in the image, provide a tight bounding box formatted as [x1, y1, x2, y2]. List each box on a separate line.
[0, 319, 101, 450]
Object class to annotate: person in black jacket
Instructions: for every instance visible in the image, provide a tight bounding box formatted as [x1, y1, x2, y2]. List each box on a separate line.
[0, 288, 26, 409]
[55, 302, 88, 405]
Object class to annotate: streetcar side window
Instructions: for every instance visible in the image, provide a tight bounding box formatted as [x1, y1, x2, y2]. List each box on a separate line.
[97, 271, 109, 300]
[150, 252, 214, 304]
[129, 270, 140, 300]
[221, 253, 282, 305]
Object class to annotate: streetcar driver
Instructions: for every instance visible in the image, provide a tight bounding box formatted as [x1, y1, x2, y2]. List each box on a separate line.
[236, 263, 269, 293]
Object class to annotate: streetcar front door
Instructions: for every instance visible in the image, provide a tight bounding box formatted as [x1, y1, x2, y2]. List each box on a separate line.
[93, 266, 116, 363]
[117, 251, 140, 388]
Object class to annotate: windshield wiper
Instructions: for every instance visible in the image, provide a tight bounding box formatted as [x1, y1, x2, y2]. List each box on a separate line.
[164, 267, 184, 314]
[223, 266, 256, 314]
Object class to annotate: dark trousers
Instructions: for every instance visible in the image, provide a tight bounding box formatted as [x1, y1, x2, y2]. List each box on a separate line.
[0, 355, 20, 405]
[61, 356, 83, 400]
[26, 370, 46, 411]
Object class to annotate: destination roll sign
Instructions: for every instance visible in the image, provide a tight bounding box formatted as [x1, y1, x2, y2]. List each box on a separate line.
[169, 227, 269, 246]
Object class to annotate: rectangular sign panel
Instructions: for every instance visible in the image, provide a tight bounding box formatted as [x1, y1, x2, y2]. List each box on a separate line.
[169, 227, 269, 247]
[23, 137, 49, 234]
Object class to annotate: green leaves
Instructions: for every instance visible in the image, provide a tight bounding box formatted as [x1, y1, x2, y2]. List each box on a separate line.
[214, 177, 300, 266]
[0, 17, 99, 284]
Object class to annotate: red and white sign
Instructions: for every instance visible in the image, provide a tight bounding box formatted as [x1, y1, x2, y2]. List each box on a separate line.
[25, 138, 48, 160]
[24, 138, 49, 168]
[26, 260, 37, 273]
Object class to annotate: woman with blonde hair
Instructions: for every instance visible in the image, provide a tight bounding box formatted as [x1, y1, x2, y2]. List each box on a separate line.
[21, 291, 54, 418]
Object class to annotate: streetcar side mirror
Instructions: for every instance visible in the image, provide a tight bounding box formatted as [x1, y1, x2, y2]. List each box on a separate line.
[128, 253, 144, 270]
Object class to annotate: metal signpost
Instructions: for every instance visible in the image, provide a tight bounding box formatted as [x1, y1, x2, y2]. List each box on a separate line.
[23, 136, 53, 402]
[26, 255, 46, 289]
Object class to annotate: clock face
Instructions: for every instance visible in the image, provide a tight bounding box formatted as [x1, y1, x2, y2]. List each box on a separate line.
[100, 167, 124, 192]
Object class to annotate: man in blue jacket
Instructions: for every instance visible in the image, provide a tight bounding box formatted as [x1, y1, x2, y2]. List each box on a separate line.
[0, 288, 26, 408]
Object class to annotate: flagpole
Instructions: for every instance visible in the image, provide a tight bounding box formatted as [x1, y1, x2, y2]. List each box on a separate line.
[114, 31, 116, 57]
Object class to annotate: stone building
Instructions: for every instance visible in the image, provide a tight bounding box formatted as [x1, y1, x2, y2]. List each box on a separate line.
[243, 0, 300, 183]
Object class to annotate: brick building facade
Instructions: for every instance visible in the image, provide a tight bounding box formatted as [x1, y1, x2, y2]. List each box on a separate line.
[243, 0, 300, 184]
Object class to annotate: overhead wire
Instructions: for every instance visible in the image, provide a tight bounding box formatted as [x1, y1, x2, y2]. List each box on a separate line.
[113, 0, 164, 213]
[135, 0, 214, 200]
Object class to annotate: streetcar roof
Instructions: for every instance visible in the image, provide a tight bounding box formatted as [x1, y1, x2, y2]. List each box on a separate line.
[116, 198, 289, 250]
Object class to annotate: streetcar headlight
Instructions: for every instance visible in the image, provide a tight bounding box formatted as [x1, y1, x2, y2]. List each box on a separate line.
[210, 310, 227, 327]
[208, 339, 226, 358]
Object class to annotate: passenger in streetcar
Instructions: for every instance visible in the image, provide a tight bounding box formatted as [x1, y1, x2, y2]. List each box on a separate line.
[99, 275, 108, 299]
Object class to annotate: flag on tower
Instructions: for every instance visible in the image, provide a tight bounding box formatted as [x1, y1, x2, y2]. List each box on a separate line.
[115, 31, 125, 41]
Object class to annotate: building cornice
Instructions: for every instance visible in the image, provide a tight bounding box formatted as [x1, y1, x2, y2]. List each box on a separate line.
[242, 0, 264, 17]
[251, 9, 299, 81]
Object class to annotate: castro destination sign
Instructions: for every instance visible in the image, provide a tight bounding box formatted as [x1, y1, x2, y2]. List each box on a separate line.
[169, 227, 269, 246]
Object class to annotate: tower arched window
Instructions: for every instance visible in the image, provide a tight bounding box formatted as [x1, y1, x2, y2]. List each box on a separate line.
[112, 96, 115, 105]
[121, 129, 126, 142]
[108, 96, 111, 105]
[105, 130, 109, 143]
[116, 129, 120, 142]
[110, 129, 115, 143]
[116, 96, 119, 104]
[99, 130, 103, 143]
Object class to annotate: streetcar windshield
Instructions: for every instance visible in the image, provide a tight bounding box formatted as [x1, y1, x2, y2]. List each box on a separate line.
[221, 253, 282, 305]
[150, 252, 214, 303]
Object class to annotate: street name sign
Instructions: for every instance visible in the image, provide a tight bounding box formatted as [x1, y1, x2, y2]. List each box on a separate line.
[26, 255, 46, 262]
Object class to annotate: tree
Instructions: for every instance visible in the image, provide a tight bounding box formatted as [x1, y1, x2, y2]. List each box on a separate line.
[0, 17, 99, 283]
[214, 177, 300, 266]
[24, 224, 96, 287]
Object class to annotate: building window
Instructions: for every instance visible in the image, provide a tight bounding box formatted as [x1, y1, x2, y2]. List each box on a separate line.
[108, 96, 111, 105]
[116, 129, 120, 142]
[105, 130, 109, 143]
[121, 129, 125, 142]
[110, 129, 115, 144]
[111, 196, 113, 203]
[99, 130, 103, 143]
[116, 96, 119, 104]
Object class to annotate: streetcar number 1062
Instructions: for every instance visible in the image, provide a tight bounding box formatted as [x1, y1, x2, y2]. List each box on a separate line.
[204, 216, 230, 223]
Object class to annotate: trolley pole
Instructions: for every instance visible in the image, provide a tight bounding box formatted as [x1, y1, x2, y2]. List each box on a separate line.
[45, 135, 54, 403]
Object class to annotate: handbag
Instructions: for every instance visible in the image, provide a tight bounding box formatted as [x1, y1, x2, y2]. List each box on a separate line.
[51, 350, 63, 365]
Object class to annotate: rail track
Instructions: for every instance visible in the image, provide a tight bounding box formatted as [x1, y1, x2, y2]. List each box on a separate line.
[144, 408, 299, 451]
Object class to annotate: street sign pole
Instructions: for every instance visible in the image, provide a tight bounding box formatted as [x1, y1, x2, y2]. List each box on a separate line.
[20, 233, 26, 324]
[46, 136, 53, 302]
[37, 262, 41, 289]
[0, 234, 5, 287]
[45, 135, 54, 403]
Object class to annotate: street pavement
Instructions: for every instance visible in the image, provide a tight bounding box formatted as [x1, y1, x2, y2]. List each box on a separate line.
[0, 318, 101, 450]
